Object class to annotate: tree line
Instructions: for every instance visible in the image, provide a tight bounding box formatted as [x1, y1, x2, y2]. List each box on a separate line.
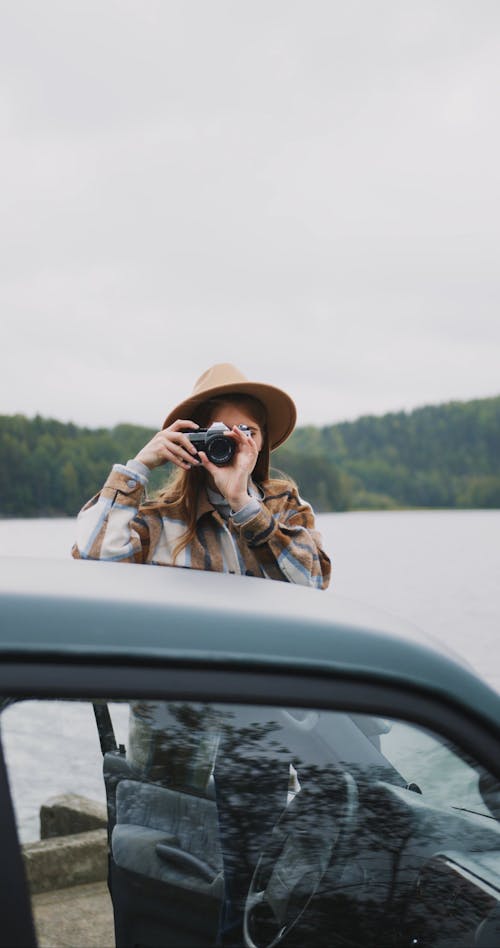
[1, 394, 499, 516]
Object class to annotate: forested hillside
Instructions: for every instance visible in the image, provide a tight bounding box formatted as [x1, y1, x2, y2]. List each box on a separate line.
[276, 395, 500, 510]
[1, 395, 499, 516]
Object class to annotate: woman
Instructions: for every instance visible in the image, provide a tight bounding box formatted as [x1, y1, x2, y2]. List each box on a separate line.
[73, 363, 330, 946]
[73, 363, 331, 589]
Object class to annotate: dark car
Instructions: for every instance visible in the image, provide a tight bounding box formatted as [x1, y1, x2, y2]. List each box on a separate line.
[2, 556, 500, 947]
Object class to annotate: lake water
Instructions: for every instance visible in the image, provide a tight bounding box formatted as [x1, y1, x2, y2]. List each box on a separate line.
[1, 511, 499, 841]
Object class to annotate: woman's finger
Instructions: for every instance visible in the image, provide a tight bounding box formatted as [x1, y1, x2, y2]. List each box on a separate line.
[168, 419, 199, 432]
[197, 451, 217, 474]
[168, 431, 200, 456]
[231, 425, 256, 448]
[166, 442, 200, 465]
[163, 446, 199, 469]
[231, 427, 257, 460]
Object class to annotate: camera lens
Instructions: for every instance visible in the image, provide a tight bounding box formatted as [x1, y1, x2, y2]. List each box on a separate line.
[207, 437, 235, 466]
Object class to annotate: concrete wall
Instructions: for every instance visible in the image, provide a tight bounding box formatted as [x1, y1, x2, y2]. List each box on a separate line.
[23, 794, 108, 894]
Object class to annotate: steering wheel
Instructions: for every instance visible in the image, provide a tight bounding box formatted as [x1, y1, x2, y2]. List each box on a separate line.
[243, 770, 358, 948]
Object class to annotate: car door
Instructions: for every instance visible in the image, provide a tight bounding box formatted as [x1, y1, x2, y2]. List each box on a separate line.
[2, 655, 500, 948]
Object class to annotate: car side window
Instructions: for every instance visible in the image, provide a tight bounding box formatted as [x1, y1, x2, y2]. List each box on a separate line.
[2, 698, 500, 948]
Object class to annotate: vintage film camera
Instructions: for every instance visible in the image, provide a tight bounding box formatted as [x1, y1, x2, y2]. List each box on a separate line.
[187, 422, 251, 466]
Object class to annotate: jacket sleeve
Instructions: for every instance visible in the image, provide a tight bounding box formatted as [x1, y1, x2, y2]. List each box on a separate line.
[231, 485, 331, 589]
[72, 465, 151, 563]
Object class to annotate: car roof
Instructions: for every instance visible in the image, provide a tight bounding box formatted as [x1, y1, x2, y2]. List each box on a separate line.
[1, 557, 500, 729]
[0, 554, 437, 654]
[0, 557, 500, 723]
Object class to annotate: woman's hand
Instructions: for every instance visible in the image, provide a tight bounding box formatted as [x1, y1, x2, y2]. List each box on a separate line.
[134, 420, 201, 471]
[199, 425, 259, 511]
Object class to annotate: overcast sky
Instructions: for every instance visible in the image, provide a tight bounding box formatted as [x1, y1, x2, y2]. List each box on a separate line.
[2, 1, 499, 430]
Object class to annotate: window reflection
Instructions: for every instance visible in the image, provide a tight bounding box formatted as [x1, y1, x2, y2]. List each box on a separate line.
[2, 699, 500, 948]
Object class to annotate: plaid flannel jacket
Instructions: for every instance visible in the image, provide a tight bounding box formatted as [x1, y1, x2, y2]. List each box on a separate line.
[72, 464, 331, 589]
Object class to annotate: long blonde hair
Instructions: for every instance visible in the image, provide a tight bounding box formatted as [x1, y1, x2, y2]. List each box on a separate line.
[146, 394, 269, 562]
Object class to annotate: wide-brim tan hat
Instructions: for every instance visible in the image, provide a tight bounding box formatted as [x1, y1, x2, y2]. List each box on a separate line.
[162, 363, 296, 450]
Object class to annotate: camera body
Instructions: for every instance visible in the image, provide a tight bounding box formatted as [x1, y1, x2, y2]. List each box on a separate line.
[187, 422, 251, 466]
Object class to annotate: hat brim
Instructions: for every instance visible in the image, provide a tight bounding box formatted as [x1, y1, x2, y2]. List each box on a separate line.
[162, 381, 296, 450]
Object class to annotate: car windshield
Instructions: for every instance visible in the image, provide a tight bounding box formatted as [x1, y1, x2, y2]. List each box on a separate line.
[378, 718, 491, 817]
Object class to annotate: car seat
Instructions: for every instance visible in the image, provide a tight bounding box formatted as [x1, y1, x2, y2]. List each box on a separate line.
[99, 702, 224, 948]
